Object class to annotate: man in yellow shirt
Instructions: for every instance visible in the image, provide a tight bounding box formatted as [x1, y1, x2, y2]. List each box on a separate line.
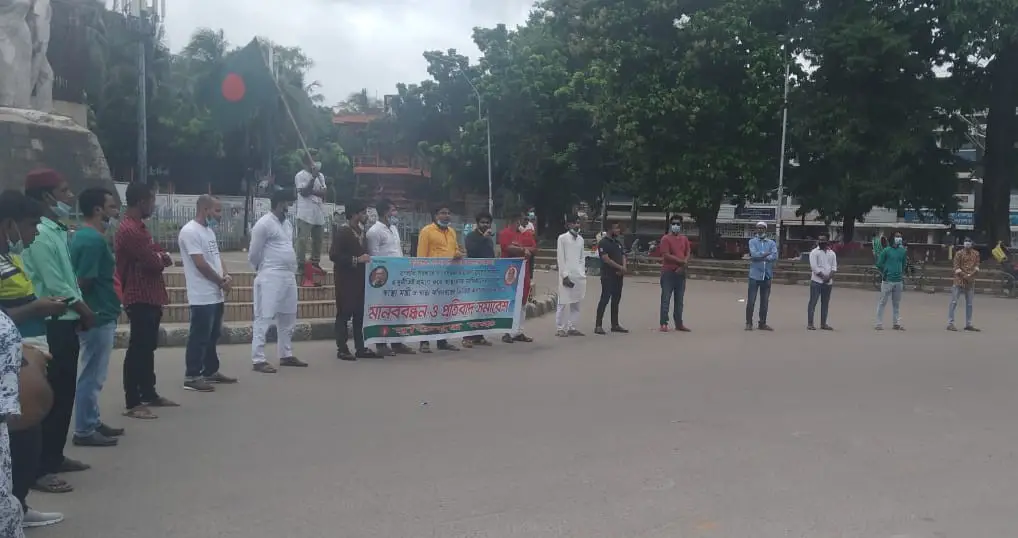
[416, 205, 463, 353]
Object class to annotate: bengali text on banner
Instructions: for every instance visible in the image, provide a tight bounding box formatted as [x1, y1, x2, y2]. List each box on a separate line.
[363, 256, 527, 344]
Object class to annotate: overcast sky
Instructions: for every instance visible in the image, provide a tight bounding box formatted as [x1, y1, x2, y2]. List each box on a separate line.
[151, 0, 533, 105]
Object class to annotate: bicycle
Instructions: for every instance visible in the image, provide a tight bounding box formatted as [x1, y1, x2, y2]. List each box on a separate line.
[865, 257, 926, 291]
[998, 269, 1017, 298]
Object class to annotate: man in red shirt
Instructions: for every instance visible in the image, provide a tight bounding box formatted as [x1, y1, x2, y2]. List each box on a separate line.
[659, 215, 692, 332]
[498, 213, 536, 343]
[114, 182, 178, 419]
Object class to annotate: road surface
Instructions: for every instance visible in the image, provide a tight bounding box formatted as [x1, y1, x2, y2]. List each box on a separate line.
[29, 279, 1018, 538]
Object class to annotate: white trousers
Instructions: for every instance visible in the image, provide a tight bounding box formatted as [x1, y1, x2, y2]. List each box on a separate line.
[555, 302, 582, 331]
[252, 313, 297, 363]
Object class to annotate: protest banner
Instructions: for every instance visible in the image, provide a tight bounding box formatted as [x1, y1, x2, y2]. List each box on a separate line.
[363, 257, 527, 344]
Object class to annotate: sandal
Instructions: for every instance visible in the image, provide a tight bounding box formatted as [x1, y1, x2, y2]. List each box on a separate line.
[123, 406, 158, 420]
[32, 474, 73, 494]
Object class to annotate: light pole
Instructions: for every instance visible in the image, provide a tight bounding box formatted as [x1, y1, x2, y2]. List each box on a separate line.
[775, 61, 790, 252]
[452, 70, 493, 214]
[130, 0, 149, 184]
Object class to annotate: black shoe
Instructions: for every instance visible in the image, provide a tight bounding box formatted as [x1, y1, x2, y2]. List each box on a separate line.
[96, 423, 125, 437]
[807, 325, 816, 331]
[71, 432, 118, 447]
[594, 326, 607, 335]
[758, 324, 774, 331]
[821, 325, 834, 331]
[745, 323, 753, 331]
[502, 334, 515, 344]
[437, 342, 460, 352]
[337, 349, 356, 361]
[610, 326, 629, 333]
[356, 349, 382, 359]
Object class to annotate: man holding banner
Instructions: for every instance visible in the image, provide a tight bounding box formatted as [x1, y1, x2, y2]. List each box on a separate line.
[414, 205, 463, 353]
[330, 201, 379, 361]
[497, 213, 535, 344]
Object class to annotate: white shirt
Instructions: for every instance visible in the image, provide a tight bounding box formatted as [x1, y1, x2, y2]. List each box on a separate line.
[294, 169, 326, 225]
[178, 220, 225, 305]
[556, 231, 587, 305]
[365, 219, 403, 257]
[248, 213, 297, 274]
[808, 246, 838, 284]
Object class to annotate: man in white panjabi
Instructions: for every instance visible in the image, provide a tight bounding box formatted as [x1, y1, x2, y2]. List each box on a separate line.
[556, 214, 587, 337]
[364, 199, 416, 356]
[248, 192, 307, 373]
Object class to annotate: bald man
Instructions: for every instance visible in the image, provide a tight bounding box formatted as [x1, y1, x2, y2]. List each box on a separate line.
[178, 195, 237, 393]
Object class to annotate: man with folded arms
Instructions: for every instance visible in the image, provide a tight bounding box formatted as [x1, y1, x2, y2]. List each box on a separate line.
[497, 213, 536, 343]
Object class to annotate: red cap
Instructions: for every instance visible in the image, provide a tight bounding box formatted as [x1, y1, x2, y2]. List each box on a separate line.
[24, 168, 65, 191]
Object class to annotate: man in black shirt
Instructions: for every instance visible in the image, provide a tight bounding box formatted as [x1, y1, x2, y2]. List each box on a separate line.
[463, 211, 495, 347]
[595, 222, 628, 334]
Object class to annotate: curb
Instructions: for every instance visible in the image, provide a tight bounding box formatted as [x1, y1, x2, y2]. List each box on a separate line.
[112, 293, 560, 349]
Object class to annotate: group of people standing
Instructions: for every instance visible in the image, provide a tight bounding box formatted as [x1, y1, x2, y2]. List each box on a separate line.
[0, 172, 182, 535]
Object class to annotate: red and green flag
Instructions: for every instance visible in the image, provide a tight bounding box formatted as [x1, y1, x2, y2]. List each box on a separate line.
[207, 38, 277, 131]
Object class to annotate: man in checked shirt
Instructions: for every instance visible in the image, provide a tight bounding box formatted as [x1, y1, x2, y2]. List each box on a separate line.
[114, 183, 179, 420]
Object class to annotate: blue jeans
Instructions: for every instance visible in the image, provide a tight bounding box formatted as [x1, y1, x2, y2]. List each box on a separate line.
[948, 285, 974, 326]
[75, 321, 117, 436]
[185, 303, 224, 379]
[659, 271, 686, 326]
[746, 279, 771, 325]
[807, 281, 833, 327]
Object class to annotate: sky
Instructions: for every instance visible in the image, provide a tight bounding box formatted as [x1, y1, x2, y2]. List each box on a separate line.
[149, 0, 534, 105]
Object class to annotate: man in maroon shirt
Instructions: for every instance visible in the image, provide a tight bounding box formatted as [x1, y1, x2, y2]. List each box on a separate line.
[659, 215, 691, 332]
[114, 183, 178, 419]
[497, 213, 537, 343]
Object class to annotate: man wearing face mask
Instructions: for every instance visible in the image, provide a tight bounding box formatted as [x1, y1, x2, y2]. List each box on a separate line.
[416, 204, 464, 352]
[463, 211, 496, 347]
[249, 191, 307, 373]
[497, 213, 536, 343]
[875, 232, 907, 330]
[807, 234, 837, 330]
[365, 199, 416, 356]
[69, 188, 124, 447]
[594, 222, 628, 334]
[21, 169, 96, 493]
[658, 215, 691, 332]
[178, 195, 237, 392]
[556, 215, 587, 337]
[294, 154, 327, 277]
[523, 210, 537, 234]
[331, 201, 381, 360]
[746, 221, 777, 331]
[947, 237, 980, 332]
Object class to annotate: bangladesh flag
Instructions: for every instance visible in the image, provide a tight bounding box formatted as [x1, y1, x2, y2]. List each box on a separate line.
[206, 38, 277, 131]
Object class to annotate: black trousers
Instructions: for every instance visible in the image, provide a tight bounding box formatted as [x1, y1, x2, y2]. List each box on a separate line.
[596, 275, 624, 327]
[40, 319, 80, 476]
[124, 303, 162, 409]
[336, 307, 365, 352]
[10, 425, 42, 510]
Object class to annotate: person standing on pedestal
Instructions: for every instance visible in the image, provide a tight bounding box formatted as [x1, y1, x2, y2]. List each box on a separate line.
[294, 156, 327, 279]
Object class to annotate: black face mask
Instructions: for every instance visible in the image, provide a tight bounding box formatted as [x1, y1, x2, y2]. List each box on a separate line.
[818, 241, 828, 249]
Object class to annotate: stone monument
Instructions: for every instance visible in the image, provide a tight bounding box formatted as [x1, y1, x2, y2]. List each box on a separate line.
[0, 0, 113, 194]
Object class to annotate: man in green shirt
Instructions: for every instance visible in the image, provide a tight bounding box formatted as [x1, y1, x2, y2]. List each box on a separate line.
[70, 187, 125, 448]
[21, 169, 95, 493]
[875, 231, 907, 331]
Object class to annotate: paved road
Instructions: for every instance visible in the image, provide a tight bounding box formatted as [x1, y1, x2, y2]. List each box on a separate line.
[30, 280, 1018, 538]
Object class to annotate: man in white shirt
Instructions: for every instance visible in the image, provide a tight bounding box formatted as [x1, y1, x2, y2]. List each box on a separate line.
[248, 191, 307, 373]
[178, 195, 237, 392]
[364, 199, 415, 356]
[555, 214, 587, 337]
[294, 156, 327, 274]
[807, 234, 837, 330]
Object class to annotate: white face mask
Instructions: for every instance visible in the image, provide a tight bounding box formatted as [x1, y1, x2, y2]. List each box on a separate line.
[963, 241, 973, 249]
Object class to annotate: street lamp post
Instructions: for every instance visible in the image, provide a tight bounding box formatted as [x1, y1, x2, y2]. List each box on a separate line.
[776, 61, 791, 253]
[453, 71, 494, 214]
[130, 0, 148, 184]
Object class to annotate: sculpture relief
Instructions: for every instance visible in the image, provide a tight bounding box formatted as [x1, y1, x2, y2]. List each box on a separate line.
[0, 0, 53, 112]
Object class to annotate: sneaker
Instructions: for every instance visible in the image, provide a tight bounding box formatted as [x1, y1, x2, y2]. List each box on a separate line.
[893, 325, 906, 331]
[336, 348, 356, 361]
[96, 423, 125, 437]
[279, 356, 308, 367]
[946, 324, 958, 331]
[71, 432, 118, 447]
[594, 326, 607, 335]
[660, 325, 670, 332]
[807, 325, 817, 331]
[964, 325, 981, 332]
[22, 508, 64, 528]
[758, 324, 774, 331]
[567, 329, 585, 336]
[183, 378, 215, 392]
[610, 326, 629, 333]
[513, 334, 533, 343]
[502, 334, 515, 343]
[556, 330, 569, 337]
[205, 372, 237, 384]
[821, 325, 834, 331]
[252, 362, 278, 373]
